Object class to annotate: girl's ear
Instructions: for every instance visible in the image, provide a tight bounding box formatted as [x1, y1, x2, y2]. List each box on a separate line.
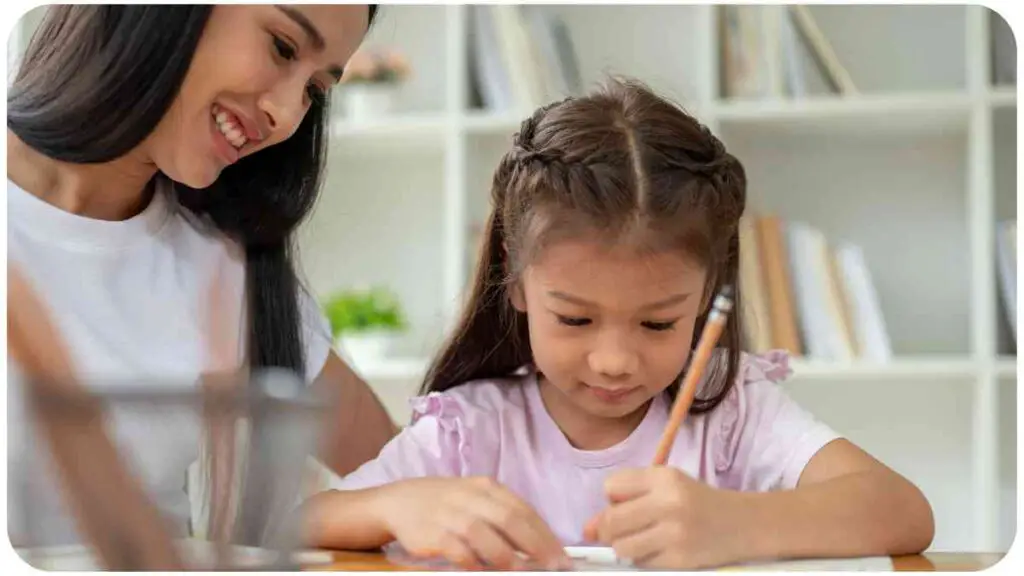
[501, 241, 527, 312]
[509, 281, 527, 312]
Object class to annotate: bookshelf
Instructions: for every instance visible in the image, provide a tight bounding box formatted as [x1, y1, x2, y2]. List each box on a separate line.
[10, 3, 1017, 556]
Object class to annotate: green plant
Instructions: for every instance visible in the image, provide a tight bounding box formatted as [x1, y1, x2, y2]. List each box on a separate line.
[322, 287, 407, 338]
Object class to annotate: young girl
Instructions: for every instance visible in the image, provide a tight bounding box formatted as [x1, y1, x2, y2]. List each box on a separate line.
[302, 78, 935, 570]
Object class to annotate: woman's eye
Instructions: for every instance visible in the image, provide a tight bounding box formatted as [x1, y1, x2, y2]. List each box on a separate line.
[272, 35, 297, 60]
[642, 320, 677, 332]
[556, 315, 592, 327]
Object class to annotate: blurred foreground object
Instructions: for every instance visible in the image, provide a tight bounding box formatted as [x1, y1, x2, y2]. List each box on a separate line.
[8, 264, 337, 570]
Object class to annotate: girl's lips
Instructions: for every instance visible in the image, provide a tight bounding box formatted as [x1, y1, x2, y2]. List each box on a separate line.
[587, 384, 639, 403]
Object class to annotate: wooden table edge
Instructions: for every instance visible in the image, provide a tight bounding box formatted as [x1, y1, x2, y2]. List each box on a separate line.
[307, 550, 1008, 572]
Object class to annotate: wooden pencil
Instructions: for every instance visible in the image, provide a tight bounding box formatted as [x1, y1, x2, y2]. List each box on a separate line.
[652, 285, 734, 465]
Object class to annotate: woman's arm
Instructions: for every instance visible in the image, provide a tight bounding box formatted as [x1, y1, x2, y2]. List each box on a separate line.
[737, 438, 935, 560]
[311, 352, 400, 477]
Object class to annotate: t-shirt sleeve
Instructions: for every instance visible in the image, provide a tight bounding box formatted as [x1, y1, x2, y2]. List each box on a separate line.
[714, 351, 843, 492]
[327, 392, 483, 491]
[298, 286, 333, 383]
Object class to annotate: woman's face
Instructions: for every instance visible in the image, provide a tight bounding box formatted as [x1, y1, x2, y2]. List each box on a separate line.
[145, 5, 371, 188]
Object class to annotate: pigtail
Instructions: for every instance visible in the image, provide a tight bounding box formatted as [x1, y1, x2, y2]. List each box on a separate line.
[420, 161, 533, 394]
[680, 225, 743, 414]
[675, 142, 747, 414]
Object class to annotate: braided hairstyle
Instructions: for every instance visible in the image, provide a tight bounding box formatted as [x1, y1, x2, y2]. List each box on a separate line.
[421, 77, 747, 414]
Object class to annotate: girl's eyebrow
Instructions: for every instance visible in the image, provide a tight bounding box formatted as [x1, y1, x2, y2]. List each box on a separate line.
[548, 291, 692, 310]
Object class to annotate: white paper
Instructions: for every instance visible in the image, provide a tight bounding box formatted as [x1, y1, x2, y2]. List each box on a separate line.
[725, 556, 894, 571]
[565, 546, 894, 572]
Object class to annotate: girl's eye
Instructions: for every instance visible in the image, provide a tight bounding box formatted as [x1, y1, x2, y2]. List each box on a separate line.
[642, 320, 677, 332]
[272, 35, 297, 61]
[556, 315, 592, 327]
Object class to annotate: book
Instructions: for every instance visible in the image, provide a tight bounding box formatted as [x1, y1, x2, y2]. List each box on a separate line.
[755, 215, 804, 356]
[741, 214, 891, 362]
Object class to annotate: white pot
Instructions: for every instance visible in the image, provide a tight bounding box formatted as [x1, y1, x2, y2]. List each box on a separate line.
[337, 331, 397, 367]
[338, 84, 397, 121]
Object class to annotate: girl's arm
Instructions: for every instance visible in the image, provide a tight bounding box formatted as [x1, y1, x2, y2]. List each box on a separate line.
[737, 438, 935, 559]
[586, 444, 933, 569]
[296, 388, 570, 570]
[300, 485, 393, 550]
[586, 362, 935, 569]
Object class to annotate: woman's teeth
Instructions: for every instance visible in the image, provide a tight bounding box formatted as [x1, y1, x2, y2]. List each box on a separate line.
[213, 106, 247, 149]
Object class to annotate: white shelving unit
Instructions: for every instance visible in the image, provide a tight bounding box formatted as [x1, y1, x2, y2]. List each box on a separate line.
[11, 3, 1017, 555]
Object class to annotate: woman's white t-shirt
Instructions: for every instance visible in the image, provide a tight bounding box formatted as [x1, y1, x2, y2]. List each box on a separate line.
[6, 178, 334, 545]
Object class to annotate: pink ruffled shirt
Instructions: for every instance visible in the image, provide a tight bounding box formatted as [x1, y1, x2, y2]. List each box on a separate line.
[331, 351, 841, 545]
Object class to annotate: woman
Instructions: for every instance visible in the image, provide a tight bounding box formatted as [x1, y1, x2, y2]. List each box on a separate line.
[7, 5, 397, 545]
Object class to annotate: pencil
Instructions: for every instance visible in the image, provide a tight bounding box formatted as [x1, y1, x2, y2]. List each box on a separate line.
[651, 285, 735, 465]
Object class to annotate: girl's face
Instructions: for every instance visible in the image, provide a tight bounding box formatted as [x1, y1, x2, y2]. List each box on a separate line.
[513, 234, 708, 436]
[144, 5, 371, 188]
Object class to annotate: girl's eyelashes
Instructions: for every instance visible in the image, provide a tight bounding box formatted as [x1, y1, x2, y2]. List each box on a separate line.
[555, 314, 592, 327]
[554, 314, 678, 332]
[642, 320, 678, 332]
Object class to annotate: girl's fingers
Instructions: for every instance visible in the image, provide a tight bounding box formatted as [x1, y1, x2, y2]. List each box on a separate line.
[592, 494, 658, 544]
[603, 467, 655, 503]
[472, 480, 569, 568]
[608, 523, 663, 568]
[450, 509, 521, 569]
[437, 529, 484, 570]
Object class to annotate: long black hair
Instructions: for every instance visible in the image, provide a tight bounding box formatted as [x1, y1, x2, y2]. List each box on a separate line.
[8, 5, 378, 379]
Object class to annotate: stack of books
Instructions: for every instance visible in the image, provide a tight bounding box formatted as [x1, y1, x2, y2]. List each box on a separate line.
[739, 215, 891, 362]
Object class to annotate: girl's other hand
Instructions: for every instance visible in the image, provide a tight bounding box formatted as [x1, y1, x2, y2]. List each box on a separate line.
[376, 476, 571, 570]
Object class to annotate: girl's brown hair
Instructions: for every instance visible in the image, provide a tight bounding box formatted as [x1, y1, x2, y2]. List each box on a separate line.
[422, 77, 747, 415]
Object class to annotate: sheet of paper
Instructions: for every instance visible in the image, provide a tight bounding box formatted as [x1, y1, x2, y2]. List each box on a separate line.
[566, 546, 894, 572]
[721, 556, 894, 571]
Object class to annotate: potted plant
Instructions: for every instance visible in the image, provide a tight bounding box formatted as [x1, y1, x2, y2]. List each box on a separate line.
[323, 286, 407, 367]
[335, 48, 411, 121]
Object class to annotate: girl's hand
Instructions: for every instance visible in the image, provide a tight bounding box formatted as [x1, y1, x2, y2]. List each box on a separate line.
[583, 467, 752, 570]
[375, 477, 571, 570]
